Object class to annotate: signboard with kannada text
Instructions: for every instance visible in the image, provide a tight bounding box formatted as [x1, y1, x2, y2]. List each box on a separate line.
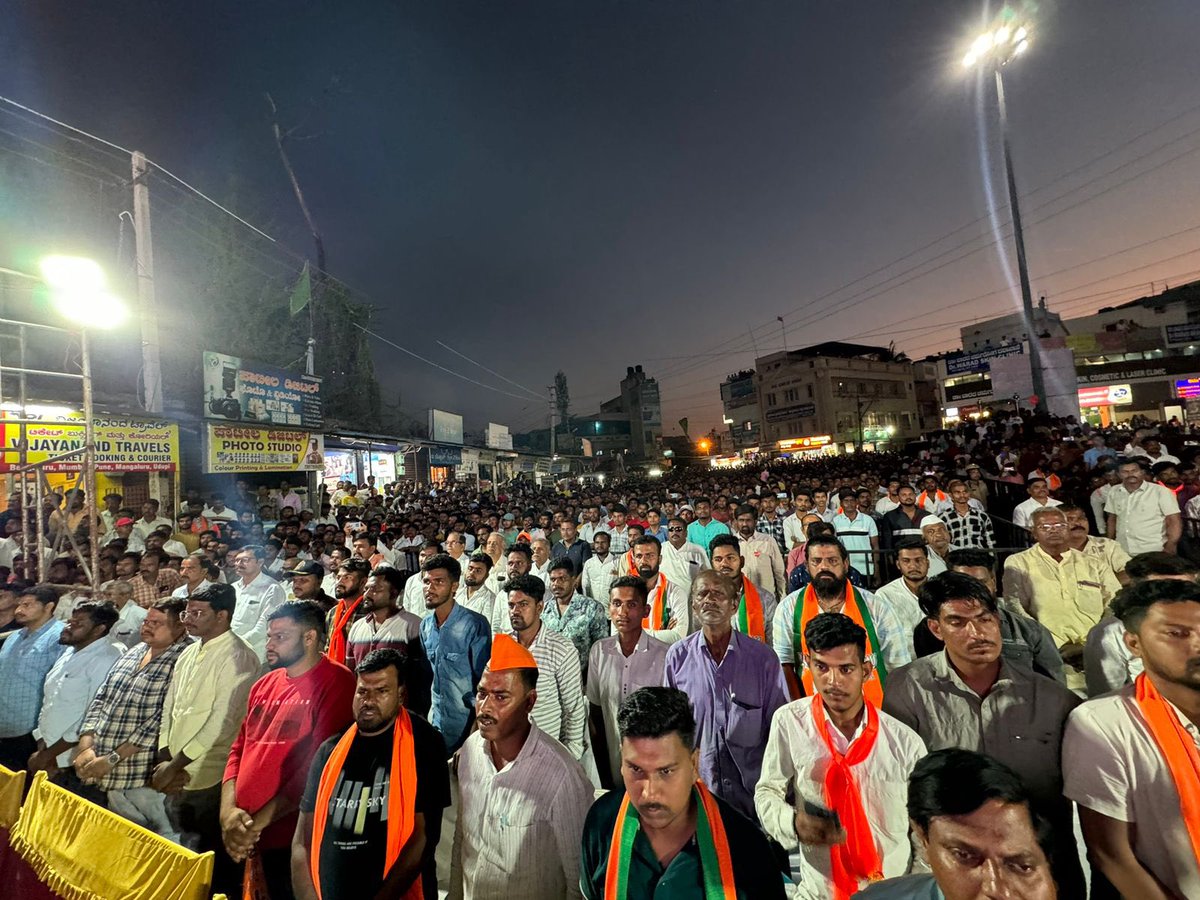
[203, 351, 323, 430]
[0, 411, 178, 472]
[204, 425, 325, 474]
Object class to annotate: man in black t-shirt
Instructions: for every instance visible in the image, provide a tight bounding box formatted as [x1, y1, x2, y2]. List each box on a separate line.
[294, 649, 450, 900]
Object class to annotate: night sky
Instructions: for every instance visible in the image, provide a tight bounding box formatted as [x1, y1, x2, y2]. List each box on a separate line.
[4, 1, 1200, 437]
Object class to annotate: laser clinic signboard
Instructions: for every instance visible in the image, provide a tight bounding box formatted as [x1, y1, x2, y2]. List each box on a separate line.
[203, 351, 323, 430]
[204, 425, 326, 474]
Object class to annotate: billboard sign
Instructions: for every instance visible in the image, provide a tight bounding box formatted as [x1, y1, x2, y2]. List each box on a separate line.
[764, 402, 816, 424]
[0, 410, 179, 472]
[1177, 378, 1200, 400]
[1077, 384, 1133, 407]
[204, 425, 325, 474]
[1165, 323, 1200, 346]
[428, 445, 463, 466]
[203, 351, 322, 430]
[485, 422, 513, 450]
[944, 343, 1024, 376]
[428, 409, 464, 445]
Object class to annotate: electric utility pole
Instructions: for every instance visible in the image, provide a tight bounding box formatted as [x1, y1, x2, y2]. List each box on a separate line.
[132, 151, 163, 413]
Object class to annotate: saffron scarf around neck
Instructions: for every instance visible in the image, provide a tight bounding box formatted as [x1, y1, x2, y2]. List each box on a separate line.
[737, 576, 766, 643]
[604, 781, 736, 900]
[1135, 672, 1200, 867]
[811, 694, 884, 898]
[326, 595, 364, 664]
[793, 582, 886, 706]
[310, 711, 421, 900]
[642, 575, 670, 630]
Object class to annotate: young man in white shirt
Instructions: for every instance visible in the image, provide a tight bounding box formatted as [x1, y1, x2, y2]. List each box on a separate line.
[1105, 457, 1182, 555]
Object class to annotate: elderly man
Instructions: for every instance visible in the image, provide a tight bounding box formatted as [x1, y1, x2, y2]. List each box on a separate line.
[106, 579, 150, 649]
[1105, 457, 1182, 555]
[919, 516, 953, 576]
[230, 544, 289, 662]
[1004, 506, 1120, 691]
[663, 570, 787, 822]
[884, 573, 1083, 895]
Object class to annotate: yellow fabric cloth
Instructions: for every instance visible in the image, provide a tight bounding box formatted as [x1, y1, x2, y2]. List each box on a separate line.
[0, 763, 25, 829]
[10, 771, 214, 900]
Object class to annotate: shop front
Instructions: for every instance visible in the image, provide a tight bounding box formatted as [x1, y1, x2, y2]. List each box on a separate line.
[0, 408, 179, 511]
[321, 438, 404, 491]
[775, 434, 835, 459]
[203, 424, 324, 509]
[1077, 383, 1134, 427]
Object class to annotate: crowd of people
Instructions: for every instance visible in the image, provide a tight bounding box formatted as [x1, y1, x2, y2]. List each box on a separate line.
[0, 408, 1198, 898]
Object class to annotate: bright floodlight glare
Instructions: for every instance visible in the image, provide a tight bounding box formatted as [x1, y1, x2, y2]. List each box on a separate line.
[962, 51, 977, 67]
[1014, 26, 1028, 42]
[1014, 38, 1029, 55]
[971, 33, 993, 55]
[994, 26, 1011, 44]
[38, 255, 129, 329]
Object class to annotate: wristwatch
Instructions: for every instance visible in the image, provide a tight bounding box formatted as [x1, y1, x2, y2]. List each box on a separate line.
[105, 750, 122, 767]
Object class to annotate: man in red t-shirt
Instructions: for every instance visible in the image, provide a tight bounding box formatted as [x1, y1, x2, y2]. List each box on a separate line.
[221, 599, 354, 898]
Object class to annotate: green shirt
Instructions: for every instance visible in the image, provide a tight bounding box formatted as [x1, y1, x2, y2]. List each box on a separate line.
[580, 789, 787, 900]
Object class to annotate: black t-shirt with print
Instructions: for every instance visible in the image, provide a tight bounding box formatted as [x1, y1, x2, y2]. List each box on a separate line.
[301, 714, 449, 897]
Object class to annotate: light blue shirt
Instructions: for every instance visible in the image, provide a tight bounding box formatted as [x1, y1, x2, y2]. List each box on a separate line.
[0, 617, 66, 737]
[420, 602, 491, 754]
[686, 519, 731, 553]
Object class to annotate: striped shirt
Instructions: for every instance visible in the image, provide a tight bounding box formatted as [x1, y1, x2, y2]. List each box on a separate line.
[454, 723, 594, 900]
[506, 624, 586, 760]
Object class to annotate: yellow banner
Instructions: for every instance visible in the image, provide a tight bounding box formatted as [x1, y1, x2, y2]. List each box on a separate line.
[205, 424, 325, 473]
[0, 411, 178, 472]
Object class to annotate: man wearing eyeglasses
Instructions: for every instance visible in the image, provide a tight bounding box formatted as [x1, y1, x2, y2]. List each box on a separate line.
[660, 516, 708, 591]
[1003, 506, 1121, 692]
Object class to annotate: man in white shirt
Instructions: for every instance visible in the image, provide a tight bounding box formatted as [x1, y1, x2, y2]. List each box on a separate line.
[529, 537, 553, 587]
[28, 600, 122, 804]
[132, 499, 175, 543]
[581, 530, 620, 602]
[756, 612, 926, 898]
[732, 504, 786, 598]
[103, 580, 149, 650]
[585, 575, 669, 788]
[200, 495, 237, 525]
[1105, 457, 1182, 555]
[1011, 477, 1062, 532]
[401, 541, 441, 618]
[659, 516, 708, 592]
[783, 490, 814, 549]
[874, 479, 901, 516]
[229, 544, 288, 661]
[455, 552, 497, 622]
[629, 535, 690, 645]
[1065, 578, 1200, 898]
[872, 537, 929, 639]
[171, 555, 215, 601]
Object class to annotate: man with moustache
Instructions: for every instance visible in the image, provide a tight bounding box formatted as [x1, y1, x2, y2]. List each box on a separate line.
[709, 534, 776, 645]
[325, 558, 371, 665]
[1062, 503, 1131, 585]
[586, 576, 670, 788]
[630, 535, 690, 645]
[884, 573, 1083, 896]
[487, 541, 535, 633]
[222, 601, 355, 899]
[732, 504, 787, 598]
[581, 530, 619, 602]
[757, 614, 926, 898]
[154, 583, 260, 895]
[283, 559, 336, 613]
[773, 536, 911, 702]
[660, 516, 708, 590]
[453, 634, 593, 899]
[500, 572, 586, 761]
[0, 585, 65, 770]
[454, 552, 497, 622]
[551, 518, 591, 574]
[418, 553, 491, 755]
[29, 600, 121, 804]
[880, 485, 926, 552]
[294, 649, 449, 900]
[581, 687, 785, 899]
[344, 566, 430, 716]
[664, 570, 788, 822]
[403, 541, 443, 617]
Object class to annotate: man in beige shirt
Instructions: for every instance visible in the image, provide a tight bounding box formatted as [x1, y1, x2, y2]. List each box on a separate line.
[1003, 506, 1120, 690]
[153, 582, 260, 895]
[1063, 503, 1131, 586]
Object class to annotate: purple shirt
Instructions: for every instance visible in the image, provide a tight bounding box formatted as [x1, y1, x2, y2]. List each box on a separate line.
[663, 629, 788, 821]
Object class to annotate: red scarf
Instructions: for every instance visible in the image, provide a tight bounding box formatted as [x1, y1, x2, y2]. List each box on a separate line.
[326, 595, 363, 665]
[812, 694, 883, 898]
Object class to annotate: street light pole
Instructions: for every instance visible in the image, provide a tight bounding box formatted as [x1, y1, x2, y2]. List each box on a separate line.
[993, 66, 1047, 405]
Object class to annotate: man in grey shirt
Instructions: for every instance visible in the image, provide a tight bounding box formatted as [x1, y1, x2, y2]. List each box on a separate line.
[883, 573, 1083, 897]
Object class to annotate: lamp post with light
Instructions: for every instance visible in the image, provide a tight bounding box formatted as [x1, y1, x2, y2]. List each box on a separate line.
[963, 20, 1046, 406]
[0, 256, 128, 588]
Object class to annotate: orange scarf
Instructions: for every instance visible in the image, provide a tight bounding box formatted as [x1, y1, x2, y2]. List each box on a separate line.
[812, 694, 883, 898]
[642, 575, 670, 630]
[737, 576, 766, 642]
[1135, 672, 1200, 867]
[625, 550, 638, 577]
[310, 712, 421, 900]
[326, 595, 363, 665]
[795, 582, 885, 707]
